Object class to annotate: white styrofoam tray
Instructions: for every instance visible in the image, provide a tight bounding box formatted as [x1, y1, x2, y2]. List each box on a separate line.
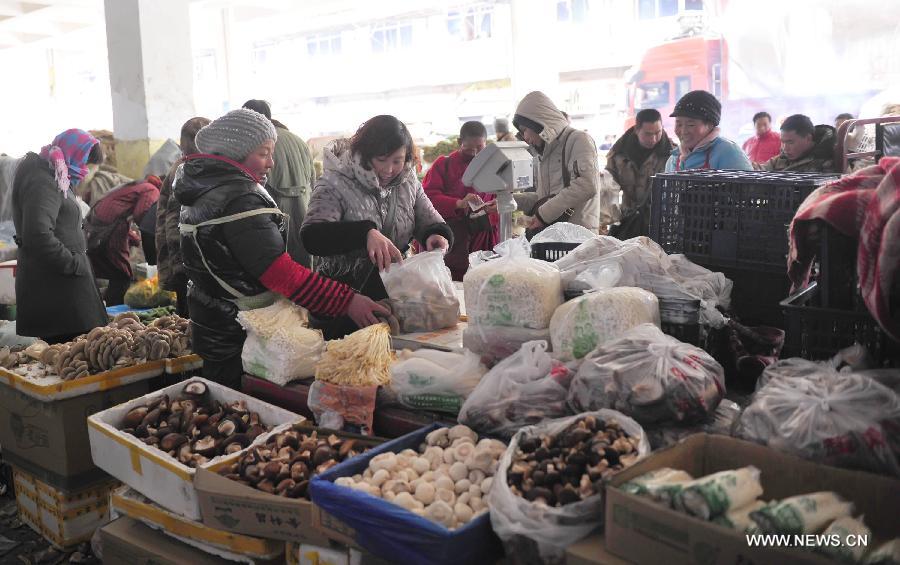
[87, 377, 302, 520]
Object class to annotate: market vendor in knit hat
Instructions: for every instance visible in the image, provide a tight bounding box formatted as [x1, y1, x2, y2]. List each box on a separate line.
[665, 90, 752, 172]
[11, 129, 108, 343]
[174, 108, 387, 388]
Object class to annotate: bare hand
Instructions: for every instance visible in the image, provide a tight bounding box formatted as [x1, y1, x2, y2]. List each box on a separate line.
[346, 294, 390, 328]
[456, 193, 483, 210]
[367, 229, 403, 271]
[483, 200, 498, 214]
[526, 215, 546, 231]
[426, 234, 450, 252]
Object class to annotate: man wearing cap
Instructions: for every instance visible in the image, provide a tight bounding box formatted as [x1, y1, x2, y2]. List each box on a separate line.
[512, 91, 605, 236]
[665, 90, 752, 172]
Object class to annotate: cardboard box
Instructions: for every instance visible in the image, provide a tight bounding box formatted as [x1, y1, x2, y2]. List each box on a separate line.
[111, 486, 284, 563]
[605, 434, 900, 565]
[0, 375, 153, 482]
[100, 516, 234, 565]
[12, 465, 116, 550]
[195, 427, 382, 544]
[87, 377, 302, 520]
[565, 534, 633, 565]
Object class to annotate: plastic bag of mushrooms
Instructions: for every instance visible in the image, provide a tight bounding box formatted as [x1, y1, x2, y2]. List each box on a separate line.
[490, 409, 650, 564]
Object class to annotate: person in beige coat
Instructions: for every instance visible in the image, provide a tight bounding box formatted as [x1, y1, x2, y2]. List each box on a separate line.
[512, 91, 602, 236]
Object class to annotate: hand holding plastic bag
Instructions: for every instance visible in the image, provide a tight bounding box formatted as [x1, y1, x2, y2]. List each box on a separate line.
[381, 251, 460, 333]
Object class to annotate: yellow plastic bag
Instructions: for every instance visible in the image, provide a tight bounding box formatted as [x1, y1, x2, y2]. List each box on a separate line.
[124, 275, 175, 308]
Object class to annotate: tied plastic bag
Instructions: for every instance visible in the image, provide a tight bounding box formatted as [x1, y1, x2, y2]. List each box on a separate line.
[736, 370, 900, 477]
[381, 251, 460, 333]
[530, 222, 599, 245]
[549, 287, 660, 360]
[458, 340, 577, 438]
[389, 349, 487, 414]
[124, 275, 175, 308]
[490, 410, 650, 564]
[569, 324, 725, 424]
[308, 380, 378, 435]
[236, 298, 325, 385]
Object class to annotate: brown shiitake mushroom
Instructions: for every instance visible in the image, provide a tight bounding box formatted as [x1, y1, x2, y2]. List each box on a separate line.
[246, 424, 265, 441]
[338, 439, 357, 459]
[217, 419, 237, 437]
[182, 381, 208, 399]
[275, 478, 296, 496]
[193, 436, 218, 458]
[313, 446, 335, 467]
[257, 479, 275, 494]
[140, 408, 162, 428]
[123, 407, 149, 429]
[290, 461, 309, 482]
[160, 433, 188, 452]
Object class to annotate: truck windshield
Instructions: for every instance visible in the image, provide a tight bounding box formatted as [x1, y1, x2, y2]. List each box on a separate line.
[636, 81, 670, 109]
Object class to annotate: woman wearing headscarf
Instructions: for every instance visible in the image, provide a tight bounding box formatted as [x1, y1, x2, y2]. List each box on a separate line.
[175, 108, 387, 388]
[11, 129, 107, 342]
[301, 115, 454, 339]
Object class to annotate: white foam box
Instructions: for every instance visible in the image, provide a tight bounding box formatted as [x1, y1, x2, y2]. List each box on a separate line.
[111, 486, 284, 564]
[87, 377, 302, 520]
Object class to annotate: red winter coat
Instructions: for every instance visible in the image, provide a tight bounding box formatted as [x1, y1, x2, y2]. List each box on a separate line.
[422, 151, 499, 280]
[86, 180, 159, 280]
[743, 130, 782, 164]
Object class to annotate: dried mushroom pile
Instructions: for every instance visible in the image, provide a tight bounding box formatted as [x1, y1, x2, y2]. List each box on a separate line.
[219, 426, 371, 499]
[508, 415, 641, 507]
[334, 425, 507, 530]
[120, 381, 269, 468]
[7, 312, 191, 381]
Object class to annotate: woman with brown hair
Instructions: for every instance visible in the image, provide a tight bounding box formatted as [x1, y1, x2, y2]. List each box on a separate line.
[302, 115, 453, 338]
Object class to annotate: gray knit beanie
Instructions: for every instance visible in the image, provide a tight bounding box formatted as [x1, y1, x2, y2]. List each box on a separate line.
[194, 108, 277, 162]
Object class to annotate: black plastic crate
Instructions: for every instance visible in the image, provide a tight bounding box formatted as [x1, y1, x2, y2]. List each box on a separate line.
[531, 242, 580, 262]
[816, 220, 861, 310]
[781, 281, 900, 367]
[650, 169, 838, 272]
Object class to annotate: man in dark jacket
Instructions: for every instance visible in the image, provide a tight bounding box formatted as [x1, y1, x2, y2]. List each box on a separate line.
[605, 109, 675, 238]
[243, 99, 317, 267]
[758, 114, 837, 173]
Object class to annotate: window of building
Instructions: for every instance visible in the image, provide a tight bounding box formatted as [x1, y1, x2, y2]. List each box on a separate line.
[557, 0, 589, 22]
[685, 0, 704, 10]
[447, 4, 494, 40]
[637, 81, 670, 109]
[372, 22, 413, 52]
[675, 75, 691, 100]
[710, 63, 723, 98]
[307, 33, 342, 57]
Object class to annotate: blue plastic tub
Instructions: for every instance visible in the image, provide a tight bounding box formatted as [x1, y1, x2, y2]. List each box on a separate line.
[309, 423, 503, 565]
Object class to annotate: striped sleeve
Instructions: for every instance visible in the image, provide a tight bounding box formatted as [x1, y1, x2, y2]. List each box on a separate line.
[259, 253, 354, 317]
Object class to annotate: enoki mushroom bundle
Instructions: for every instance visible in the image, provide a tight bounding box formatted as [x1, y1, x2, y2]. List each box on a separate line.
[315, 323, 393, 386]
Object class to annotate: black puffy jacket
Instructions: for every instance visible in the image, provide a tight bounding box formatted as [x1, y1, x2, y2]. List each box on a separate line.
[174, 156, 286, 362]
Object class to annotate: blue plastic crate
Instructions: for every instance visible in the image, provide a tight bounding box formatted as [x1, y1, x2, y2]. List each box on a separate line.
[309, 423, 503, 565]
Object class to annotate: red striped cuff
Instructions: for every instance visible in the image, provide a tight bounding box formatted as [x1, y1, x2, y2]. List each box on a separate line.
[259, 253, 354, 317]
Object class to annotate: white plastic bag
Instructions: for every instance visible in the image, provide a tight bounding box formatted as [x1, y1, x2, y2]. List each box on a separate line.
[458, 340, 577, 438]
[462, 325, 551, 365]
[490, 409, 650, 563]
[549, 287, 660, 360]
[381, 250, 460, 333]
[237, 298, 325, 385]
[736, 370, 900, 477]
[464, 241, 562, 330]
[569, 324, 725, 424]
[389, 349, 487, 414]
[530, 222, 598, 245]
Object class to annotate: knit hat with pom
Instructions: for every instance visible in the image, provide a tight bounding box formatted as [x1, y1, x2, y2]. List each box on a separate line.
[194, 108, 277, 162]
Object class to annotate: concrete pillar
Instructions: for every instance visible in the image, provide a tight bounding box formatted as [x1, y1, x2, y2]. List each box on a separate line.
[103, 0, 195, 179]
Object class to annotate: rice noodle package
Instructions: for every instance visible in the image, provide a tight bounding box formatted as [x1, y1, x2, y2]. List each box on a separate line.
[736, 370, 900, 477]
[568, 324, 725, 425]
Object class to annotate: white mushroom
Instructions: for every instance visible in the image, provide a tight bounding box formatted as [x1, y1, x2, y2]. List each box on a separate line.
[415, 482, 436, 505]
[384, 491, 396, 502]
[454, 479, 472, 495]
[468, 484, 482, 499]
[454, 442, 474, 462]
[435, 476, 454, 492]
[442, 448, 456, 465]
[363, 468, 374, 479]
[476, 438, 506, 454]
[454, 502, 474, 524]
[335, 477, 354, 488]
[412, 457, 431, 475]
[393, 492, 418, 511]
[435, 488, 456, 505]
[370, 452, 398, 473]
[449, 462, 469, 482]
[400, 448, 418, 458]
[425, 428, 450, 448]
[424, 501, 455, 529]
[423, 446, 444, 469]
[468, 470, 486, 484]
[420, 471, 435, 483]
[352, 474, 363, 482]
[401, 468, 419, 482]
[370, 469, 390, 487]
[448, 425, 478, 444]
[481, 477, 494, 495]
[451, 437, 475, 448]
[466, 447, 495, 473]
[470, 496, 486, 512]
[458, 492, 471, 506]
[392, 481, 411, 495]
[395, 454, 412, 469]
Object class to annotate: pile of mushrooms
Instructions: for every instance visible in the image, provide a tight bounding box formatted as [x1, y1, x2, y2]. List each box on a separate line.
[219, 426, 370, 499]
[333, 425, 507, 530]
[120, 381, 269, 468]
[507, 415, 641, 507]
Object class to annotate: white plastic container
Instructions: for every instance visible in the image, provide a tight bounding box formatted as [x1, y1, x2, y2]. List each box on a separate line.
[87, 377, 301, 520]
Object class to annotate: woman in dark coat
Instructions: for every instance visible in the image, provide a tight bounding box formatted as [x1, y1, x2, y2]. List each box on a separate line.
[11, 129, 107, 343]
